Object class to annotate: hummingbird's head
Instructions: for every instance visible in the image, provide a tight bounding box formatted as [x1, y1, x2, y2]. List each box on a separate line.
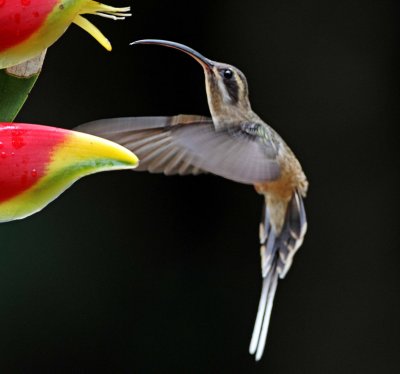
[131, 39, 254, 130]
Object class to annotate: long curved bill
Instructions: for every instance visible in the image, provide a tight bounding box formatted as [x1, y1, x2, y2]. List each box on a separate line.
[130, 39, 213, 70]
[0, 123, 138, 222]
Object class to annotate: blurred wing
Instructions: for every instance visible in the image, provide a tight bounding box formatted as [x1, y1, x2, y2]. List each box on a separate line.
[76, 115, 210, 175]
[173, 123, 280, 184]
[75, 115, 280, 184]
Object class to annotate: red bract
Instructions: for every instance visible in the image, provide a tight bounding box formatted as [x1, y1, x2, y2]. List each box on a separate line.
[0, 0, 58, 52]
[0, 123, 138, 222]
[0, 0, 131, 69]
[0, 123, 64, 202]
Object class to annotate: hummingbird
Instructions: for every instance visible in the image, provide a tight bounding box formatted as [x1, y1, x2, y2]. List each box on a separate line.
[75, 39, 308, 361]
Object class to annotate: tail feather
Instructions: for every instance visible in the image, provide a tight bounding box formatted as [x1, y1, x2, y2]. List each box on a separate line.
[249, 259, 279, 361]
[249, 190, 307, 360]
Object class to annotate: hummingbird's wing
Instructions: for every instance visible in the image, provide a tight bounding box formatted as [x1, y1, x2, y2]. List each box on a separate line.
[173, 122, 280, 184]
[249, 190, 307, 360]
[76, 115, 280, 184]
[75, 115, 210, 175]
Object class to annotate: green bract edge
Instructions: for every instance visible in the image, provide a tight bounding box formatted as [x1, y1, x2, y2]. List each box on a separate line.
[0, 70, 39, 122]
[0, 52, 46, 122]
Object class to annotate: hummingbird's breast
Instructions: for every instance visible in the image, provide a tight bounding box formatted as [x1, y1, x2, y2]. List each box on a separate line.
[254, 146, 308, 233]
[255, 146, 308, 199]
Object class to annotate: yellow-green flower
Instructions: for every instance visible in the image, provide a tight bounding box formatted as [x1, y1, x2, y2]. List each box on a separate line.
[0, 122, 138, 222]
[0, 0, 131, 69]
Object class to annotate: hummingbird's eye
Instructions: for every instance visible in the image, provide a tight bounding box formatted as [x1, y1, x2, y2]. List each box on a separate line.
[222, 69, 233, 80]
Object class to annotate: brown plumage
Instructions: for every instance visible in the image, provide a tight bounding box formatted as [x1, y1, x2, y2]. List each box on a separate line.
[75, 40, 308, 361]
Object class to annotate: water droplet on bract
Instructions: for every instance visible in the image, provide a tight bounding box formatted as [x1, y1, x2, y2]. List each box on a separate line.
[1, 152, 7, 159]
[31, 169, 37, 177]
[11, 135, 25, 149]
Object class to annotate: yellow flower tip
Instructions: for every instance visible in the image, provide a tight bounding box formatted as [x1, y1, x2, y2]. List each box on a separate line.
[73, 1, 131, 50]
[70, 131, 140, 170]
[81, 2, 132, 19]
[73, 15, 112, 51]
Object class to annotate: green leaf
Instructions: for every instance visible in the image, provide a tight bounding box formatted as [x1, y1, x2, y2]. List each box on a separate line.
[0, 51, 46, 122]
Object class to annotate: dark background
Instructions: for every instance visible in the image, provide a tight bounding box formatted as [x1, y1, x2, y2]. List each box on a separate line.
[1, 0, 399, 372]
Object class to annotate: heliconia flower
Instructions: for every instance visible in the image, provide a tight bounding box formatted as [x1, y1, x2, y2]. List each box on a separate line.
[0, 123, 138, 222]
[0, 0, 131, 69]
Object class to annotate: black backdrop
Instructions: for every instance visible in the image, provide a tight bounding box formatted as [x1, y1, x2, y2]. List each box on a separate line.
[1, 0, 399, 372]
